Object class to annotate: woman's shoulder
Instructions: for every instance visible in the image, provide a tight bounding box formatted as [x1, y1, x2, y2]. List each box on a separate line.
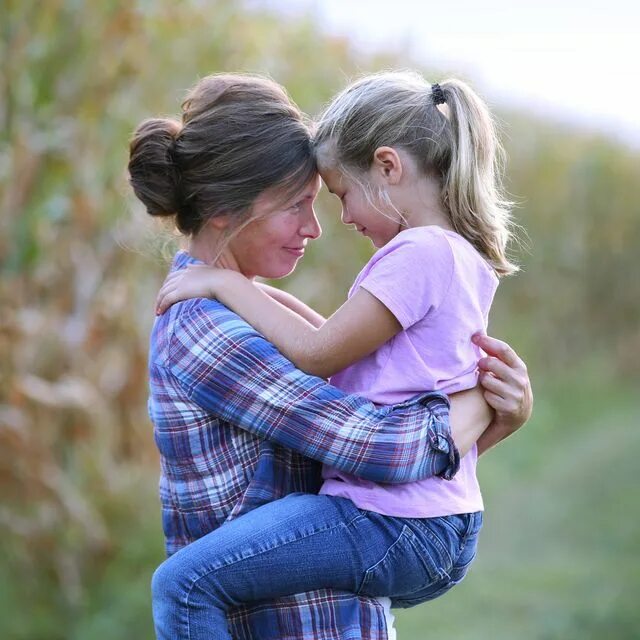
[166, 252, 254, 335]
[171, 297, 258, 344]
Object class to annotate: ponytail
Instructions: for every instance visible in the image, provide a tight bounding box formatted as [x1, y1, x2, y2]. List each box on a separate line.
[439, 80, 517, 275]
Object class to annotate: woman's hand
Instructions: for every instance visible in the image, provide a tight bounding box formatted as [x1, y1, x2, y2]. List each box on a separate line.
[155, 264, 230, 315]
[472, 333, 533, 455]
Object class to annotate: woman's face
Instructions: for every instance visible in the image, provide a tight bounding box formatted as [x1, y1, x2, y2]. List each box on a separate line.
[227, 176, 322, 279]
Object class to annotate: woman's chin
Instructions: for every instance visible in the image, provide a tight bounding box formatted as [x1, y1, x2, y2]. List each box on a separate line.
[258, 258, 300, 280]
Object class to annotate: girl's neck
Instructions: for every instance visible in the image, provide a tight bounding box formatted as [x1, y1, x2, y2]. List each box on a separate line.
[385, 151, 453, 233]
[401, 174, 453, 232]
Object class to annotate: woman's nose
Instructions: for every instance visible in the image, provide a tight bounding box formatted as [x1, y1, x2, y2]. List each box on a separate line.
[300, 206, 322, 239]
[341, 206, 352, 225]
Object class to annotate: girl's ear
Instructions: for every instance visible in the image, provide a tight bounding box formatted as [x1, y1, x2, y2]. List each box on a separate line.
[371, 146, 403, 185]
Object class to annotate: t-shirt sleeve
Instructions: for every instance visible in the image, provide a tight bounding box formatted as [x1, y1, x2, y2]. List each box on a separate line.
[358, 229, 455, 329]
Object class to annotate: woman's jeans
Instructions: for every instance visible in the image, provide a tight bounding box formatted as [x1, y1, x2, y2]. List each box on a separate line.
[152, 493, 482, 640]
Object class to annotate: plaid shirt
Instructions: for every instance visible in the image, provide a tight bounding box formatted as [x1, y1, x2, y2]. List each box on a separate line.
[148, 251, 456, 640]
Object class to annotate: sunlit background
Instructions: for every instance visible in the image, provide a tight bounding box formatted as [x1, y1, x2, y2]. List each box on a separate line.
[1, 1, 639, 638]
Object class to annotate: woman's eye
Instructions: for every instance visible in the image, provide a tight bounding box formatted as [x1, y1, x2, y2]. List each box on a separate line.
[289, 199, 306, 212]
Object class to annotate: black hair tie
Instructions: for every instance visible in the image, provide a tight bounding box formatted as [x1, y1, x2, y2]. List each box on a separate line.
[431, 83, 446, 105]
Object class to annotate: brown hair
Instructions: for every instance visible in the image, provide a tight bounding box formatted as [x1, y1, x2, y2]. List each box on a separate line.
[128, 74, 316, 238]
[315, 71, 517, 276]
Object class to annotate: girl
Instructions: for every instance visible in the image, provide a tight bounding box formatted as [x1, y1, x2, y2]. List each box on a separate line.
[153, 71, 517, 638]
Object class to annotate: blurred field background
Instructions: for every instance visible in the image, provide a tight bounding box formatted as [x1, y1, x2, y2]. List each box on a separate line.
[1, 1, 639, 638]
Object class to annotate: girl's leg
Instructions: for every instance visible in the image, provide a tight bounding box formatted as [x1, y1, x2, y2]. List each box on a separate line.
[152, 493, 443, 640]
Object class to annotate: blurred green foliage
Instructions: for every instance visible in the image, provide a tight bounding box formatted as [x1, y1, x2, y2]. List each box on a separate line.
[1, 1, 639, 638]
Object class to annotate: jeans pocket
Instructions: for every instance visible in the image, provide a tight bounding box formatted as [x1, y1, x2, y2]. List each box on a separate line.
[393, 515, 482, 608]
[449, 527, 480, 584]
[357, 523, 446, 599]
[390, 579, 455, 609]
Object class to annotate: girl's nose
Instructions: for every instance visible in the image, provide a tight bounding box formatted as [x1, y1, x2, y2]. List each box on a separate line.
[341, 206, 352, 225]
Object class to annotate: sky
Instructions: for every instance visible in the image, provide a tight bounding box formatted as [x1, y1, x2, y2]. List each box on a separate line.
[264, 0, 640, 148]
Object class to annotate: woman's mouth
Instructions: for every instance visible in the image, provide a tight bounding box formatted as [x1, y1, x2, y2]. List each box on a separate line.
[283, 247, 305, 257]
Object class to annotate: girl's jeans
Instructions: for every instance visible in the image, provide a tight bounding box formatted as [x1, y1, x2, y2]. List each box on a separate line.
[152, 493, 482, 640]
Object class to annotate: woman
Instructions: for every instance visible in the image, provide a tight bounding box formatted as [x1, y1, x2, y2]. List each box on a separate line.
[128, 73, 532, 640]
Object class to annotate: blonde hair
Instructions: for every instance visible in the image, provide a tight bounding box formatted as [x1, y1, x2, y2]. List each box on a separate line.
[314, 70, 517, 276]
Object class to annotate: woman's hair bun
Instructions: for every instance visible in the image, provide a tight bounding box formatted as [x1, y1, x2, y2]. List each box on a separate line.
[128, 118, 182, 219]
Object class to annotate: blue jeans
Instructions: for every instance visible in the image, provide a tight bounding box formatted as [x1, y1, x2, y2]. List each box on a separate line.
[152, 493, 482, 639]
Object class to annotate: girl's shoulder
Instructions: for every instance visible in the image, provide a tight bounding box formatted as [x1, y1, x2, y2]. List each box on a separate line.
[398, 227, 497, 280]
[370, 225, 453, 264]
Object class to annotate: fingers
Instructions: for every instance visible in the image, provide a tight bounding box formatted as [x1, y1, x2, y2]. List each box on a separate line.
[478, 370, 511, 399]
[154, 264, 221, 315]
[477, 356, 529, 401]
[478, 367, 532, 422]
[482, 390, 513, 414]
[155, 272, 183, 315]
[472, 333, 525, 371]
[155, 284, 177, 315]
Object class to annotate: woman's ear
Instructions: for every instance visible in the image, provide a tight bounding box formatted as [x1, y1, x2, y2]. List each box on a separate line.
[371, 146, 403, 185]
[208, 215, 231, 230]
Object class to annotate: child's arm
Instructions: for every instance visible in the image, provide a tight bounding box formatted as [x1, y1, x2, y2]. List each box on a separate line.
[255, 282, 326, 329]
[156, 265, 401, 378]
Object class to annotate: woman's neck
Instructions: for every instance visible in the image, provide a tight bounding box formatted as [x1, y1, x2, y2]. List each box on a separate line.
[188, 227, 248, 276]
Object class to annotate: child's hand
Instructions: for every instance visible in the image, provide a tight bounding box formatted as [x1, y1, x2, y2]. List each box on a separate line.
[155, 264, 225, 315]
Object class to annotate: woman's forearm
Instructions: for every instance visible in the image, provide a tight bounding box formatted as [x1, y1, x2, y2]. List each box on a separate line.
[448, 387, 493, 456]
[171, 304, 458, 484]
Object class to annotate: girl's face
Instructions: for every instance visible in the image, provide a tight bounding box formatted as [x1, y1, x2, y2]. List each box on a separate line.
[319, 166, 401, 248]
[226, 176, 322, 279]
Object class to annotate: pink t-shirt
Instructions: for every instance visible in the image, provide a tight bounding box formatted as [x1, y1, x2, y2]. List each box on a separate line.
[320, 226, 498, 518]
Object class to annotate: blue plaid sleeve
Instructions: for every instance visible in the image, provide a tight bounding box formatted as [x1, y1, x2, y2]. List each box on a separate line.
[164, 299, 459, 484]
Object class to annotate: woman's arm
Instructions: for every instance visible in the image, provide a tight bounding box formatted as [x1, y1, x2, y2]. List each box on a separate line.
[161, 299, 530, 483]
[164, 302, 455, 484]
[156, 265, 401, 379]
[254, 282, 326, 329]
